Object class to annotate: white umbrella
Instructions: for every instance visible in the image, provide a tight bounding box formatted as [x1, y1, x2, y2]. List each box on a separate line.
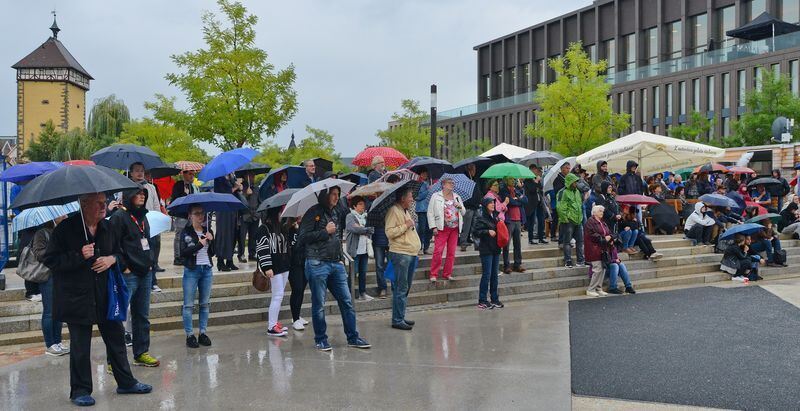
[281, 179, 356, 218]
[146, 211, 172, 238]
[480, 143, 534, 160]
[576, 131, 725, 175]
[543, 157, 576, 192]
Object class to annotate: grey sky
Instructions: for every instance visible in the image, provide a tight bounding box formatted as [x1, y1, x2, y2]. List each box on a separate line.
[2, 0, 585, 156]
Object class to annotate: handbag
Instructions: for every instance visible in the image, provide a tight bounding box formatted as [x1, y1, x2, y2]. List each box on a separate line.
[496, 220, 510, 248]
[16, 245, 51, 283]
[107, 264, 130, 322]
[384, 260, 396, 282]
[252, 267, 271, 292]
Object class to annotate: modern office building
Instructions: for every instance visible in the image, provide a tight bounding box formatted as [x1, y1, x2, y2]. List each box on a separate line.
[433, 0, 800, 157]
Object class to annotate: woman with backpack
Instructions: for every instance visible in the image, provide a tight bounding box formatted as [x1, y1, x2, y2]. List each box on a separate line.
[30, 216, 69, 356]
[473, 197, 504, 309]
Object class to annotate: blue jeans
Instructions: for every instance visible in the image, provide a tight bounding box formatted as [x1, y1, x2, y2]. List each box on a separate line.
[355, 253, 368, 296]
[620, 229, 639, 249]
[479, 254, 500, 304]
[373, 245, 389, 292]
[388, 252, 415, 325]
[305, 260, 360, 344]
[417, 212, 431, 251]
[608, 262, 632, 289]
[526, 206, 546, 242]
[750, 238, 782, 262]
[39, 275, 62, 347]
[124, 271, 152, 357]
[559, 223, 585, 265]
[182, 265, 213, 336]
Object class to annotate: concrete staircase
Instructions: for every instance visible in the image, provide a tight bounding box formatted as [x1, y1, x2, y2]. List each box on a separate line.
[2, 235, 799, 346]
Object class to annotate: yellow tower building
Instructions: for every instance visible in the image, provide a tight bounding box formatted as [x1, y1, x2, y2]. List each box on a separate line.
[12, 15, 92, 156]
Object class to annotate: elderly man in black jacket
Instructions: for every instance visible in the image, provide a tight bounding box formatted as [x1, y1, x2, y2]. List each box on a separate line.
[43, 192, 151, 407]
[298, 187, 371, 351]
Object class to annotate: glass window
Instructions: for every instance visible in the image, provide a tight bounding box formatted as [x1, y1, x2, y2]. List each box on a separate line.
[723, 117, 730, 137]
[716, 6, 736, 48]
[707, 76, 715, 112]
[666, 83, 674, 117]
[746, 0, 766, 21]
[692, 78, 701, 110]
[604, 39, 616, 74]
[493, 71, 503, 99]
[772, 63, 781, 77]
[586, 44, 598, 62]
[738, 70, 747, 106]
[645, 27, 659, 65]
[668, 21, 683, 59]
[536, 59, 545, 84]
[781, 0, 800, 23]
[679, 81, 686, 116]
[630, 91, 637, 130]
[483, 75, 490, 101]
[754, 66, 763, 91]
[508, 67, 517, 94]
[691, 14, 708, 53]
[791, 60, 799, 95]
[653, 86, 660, 119]
[642, 88, 649, 127]
[623, 34, 636, 70]
[722, 72, 730, 109]
[521, 63, 530, 92]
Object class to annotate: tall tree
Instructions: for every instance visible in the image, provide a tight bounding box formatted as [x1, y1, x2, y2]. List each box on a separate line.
[524, 42, 629, 156]
[26, 121, 117, 161]
[87, 94, 130, 138]
[441, 125, 491, 163]
[730, 69, 800, 146]
[376, 99, 444, 158]
[118, 119, 209, 163]
[668, 111, 715, 141]
[145, 0, 298, 150]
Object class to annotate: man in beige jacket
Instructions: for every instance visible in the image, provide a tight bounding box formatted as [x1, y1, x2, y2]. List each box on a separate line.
[385, 185, 421, 330]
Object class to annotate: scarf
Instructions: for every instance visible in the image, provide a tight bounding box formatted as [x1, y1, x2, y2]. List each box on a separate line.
[351, 209, 367, 227]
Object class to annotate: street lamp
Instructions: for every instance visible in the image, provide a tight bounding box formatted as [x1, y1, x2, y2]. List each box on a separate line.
[430, 84, 437, 157]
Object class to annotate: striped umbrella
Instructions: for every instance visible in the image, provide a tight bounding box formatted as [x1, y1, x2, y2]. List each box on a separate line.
[175, 161, 204, 172]
[425, 173, 476, 202]
[12, 202, 78, 232]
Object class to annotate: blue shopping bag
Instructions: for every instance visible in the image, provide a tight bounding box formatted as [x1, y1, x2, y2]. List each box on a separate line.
[107, 264, 130, 322]
[384, 260, 395, 282]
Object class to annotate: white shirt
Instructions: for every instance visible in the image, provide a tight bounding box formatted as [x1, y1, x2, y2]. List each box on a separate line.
[195, 230, 211, 266]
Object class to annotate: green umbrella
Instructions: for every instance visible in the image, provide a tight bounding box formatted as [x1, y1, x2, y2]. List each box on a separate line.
[480, 163, 536, 179]
[745, 213, 781, 224]
[674, 167, 694, 180]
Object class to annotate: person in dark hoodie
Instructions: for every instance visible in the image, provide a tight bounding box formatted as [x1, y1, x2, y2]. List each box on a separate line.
[591, 160, 612, 194]
[297, 187, 371, 351]
[617, 161, 644, 195]
[257, 206, 293, 337]
[473, 197, 503, 309]
[109, 187, 159, 368]
[523, 164, 548, 245]
[179, 204, 215, 348]
[769, 169, 790, 211]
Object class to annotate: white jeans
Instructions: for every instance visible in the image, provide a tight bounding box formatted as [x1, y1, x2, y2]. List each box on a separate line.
[268, 271, 289, 329]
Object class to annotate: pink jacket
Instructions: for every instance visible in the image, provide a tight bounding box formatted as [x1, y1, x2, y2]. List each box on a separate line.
[484, 191, 507, 221]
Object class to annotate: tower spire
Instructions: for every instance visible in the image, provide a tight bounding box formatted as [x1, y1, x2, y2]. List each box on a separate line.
[50, 10, 60, 39]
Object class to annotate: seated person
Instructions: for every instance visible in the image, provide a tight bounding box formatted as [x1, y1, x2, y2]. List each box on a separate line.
[749, 220, 786, 267]
[684, 203, 715, 245]
[605, 245, 636, 295]
[751, 184, 772, 207]
[722, 234, 761, 282]
[635, 231, 664, 261]
[648, 184, 666, 202]
[618, 205, 640, 254]
[779, 201, 800, 232]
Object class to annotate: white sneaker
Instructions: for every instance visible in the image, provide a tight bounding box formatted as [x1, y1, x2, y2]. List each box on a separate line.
[27, 294, 42, 302]
[597, 290, 609, 296]
[649, 253, 664, 261]
[152, 285, 162, 293]
[292, 319, 305, 331]
[731, 276, 746, 282]
[45, 344, 65, 356]
[361, 294, 374, 301]
[299, 317, 309, 325]
[58, 342, 70, 354]
[586, 290, 600, 297]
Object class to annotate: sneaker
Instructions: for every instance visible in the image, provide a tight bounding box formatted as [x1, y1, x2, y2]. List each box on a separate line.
[238, 255, 248, 263]
[586, 290, 600, 297]
[348, 337, 371, 349]
[316, 341, 332, 351]
[152, 285, 162, 293]
[276, 322, 288, 332]
[45, 344, 65, 356]
[359, 293, 374, 301]
[423, 250, 432, 255]
[58, 342, 70, 354]
[491, 301, 505, 309]
[198, 333, 212, 346]
[292, 319, 305, 331]
[391, 322, 413, 331]
[538, 239, 549, 244]
[299, 317, 309, 325]
[460, 245, 467, 252]
[377, 289, 387, 299]
[606, 288, 623, 295]
[154, 266, 166, 273]
[124, 332, 133, 347]
[575, 262, 587, 267]
[133, 352, 160, 367]
[26, 294, 42, 302]
[71, 395, 96, 407]
[116, 382, 153, 395]
[650, 252, 664, 261]
[477, 302, 492, 309]
[186, 335, 199, 348]
[565, 262, 575, 268]
[430, 277, 438, 283]
[731, 276, 746, 282]
[597, 289, 609, 296]
[267, 325, 287, 337]
[173, 259, 184, 266]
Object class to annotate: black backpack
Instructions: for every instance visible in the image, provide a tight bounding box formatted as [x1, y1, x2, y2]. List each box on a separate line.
[773, 249, 787, 266]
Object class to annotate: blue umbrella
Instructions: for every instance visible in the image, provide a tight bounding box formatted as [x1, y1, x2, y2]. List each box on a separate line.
[259, 165, 307, 200]
[699, 193, 738, 208]
[198, 148, 258, 181]
[0, 162, 62, 183]
[425, 173, 476, 202]
[167, 192, 246, 216]
[12, 202, 77, 232]
[719, 223, 766, 240]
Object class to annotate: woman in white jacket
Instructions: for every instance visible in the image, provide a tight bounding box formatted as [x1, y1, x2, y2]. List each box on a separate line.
[684, 202, 715, 245]
[426, 177, 465, 282]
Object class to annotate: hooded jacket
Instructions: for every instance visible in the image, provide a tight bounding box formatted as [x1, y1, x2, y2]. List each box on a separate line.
[473, 198, 501, 256]
[591, 161, 611, 193]
[109, 188, 154, 275]
[684, 202, 715, 231]
[556, 173, 584, 225]
[780, 202, 799, 231]
[593, 181, 620, 230]
[617, 161, 644, 195]
[297, 188, 343, 262]
[768, 170, 790, 198]
[256, 219, 292, 274]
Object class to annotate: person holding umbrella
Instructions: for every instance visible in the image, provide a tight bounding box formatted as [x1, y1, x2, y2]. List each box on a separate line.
[238, 172, 260, 263]
[179, 204, 215, 348]
[385, 185, 421, 330]
[524, 164, 548, 245]
[427, 176, 465, 282]
[214, 174, 243, 271]
[171, 168, 199, 266]
[346, 196, 375, 301]
[750, 219, 786, 267]
[368, 156, 387, 183]
[751, 184, 772, 209]
[550, 161, 572, 242]
[500, 177, 527, 273]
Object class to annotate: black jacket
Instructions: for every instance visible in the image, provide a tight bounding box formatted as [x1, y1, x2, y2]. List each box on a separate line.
[297, 192, 343, 262]
[473, 208, 501, 256]
[463, 172, 482, 209]
[109, 191, 154, 275]
[523, 177, 543, 213]
[553, 172, 567, 195]
[171, 180, 197, 202]
[43, 213, 122, 325]
[618, 161, 644, 195]
[594, 193, 620, 231]
[179, 225, 216, 269]
[255, 223, 292, 274]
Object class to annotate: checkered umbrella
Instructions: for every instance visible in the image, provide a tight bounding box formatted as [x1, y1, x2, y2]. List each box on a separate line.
[425, 173, 476, 202]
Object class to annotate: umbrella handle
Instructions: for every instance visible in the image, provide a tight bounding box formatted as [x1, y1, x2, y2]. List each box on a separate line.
[79, 207, 88, 242]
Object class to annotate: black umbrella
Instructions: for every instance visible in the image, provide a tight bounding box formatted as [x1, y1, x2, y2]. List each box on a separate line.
[91, 144, 164, 171]
[11, 165, 139, 210]
[453, 156, 494, 175]
[340, 172, 368, 186]
[148, 163, 181, 179]
[747, 177, 781, 187]
[649, 203, 680, 234]
[367, 180, 421, 227]
[257, 188, 300, 212]
[299, 158, 333, 178]
[484, 153, 513, 164]
[517, 151, 564, 168]
[403, 157, 453, 180]
[235, 162, 271, 177]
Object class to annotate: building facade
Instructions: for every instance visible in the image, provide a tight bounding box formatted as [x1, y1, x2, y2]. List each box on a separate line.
[434, 0, 800, 158]
[12, 16, 92, 156]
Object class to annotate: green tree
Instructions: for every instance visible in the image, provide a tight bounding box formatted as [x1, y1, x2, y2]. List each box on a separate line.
[524, 42, 629, 156]
[668, 111, 715, 141]
[87, 94, 130, 138]
[118, 118, 209, 163]
[145, 0, 298, 150]
[255, 126, 349, 173]
[731, 68, 800, 146]
[441, 125, 491, 162]
[376, 99, 444, 158]
[26, 121, 117, 161]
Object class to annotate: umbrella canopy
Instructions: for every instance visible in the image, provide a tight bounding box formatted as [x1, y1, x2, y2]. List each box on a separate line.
[543, 157, 577, 192]
[747, 177, 782, 187]
[199, 180, 214, 192]
[480, 143, 534, 161]
[576, 131, 724, 175]
[649, 203, 681, 233]
[453, 156, 494, 176]
[699, 193, 738, 208]
[425, 173, 476, 202]
[63, 160, 95, 166]
[257, 188, 300, 213]
[615, 194, 660, 206]
[727, 166, 756, 175]
[745, 201, 769, 215]
[726, 12, 800, 41]
[377, 169, 418, 183]
[259, 165, 308, 200]
[175, 161, 204, 172]
[10, 165, 139, 210]
[340, 172, 368, 186]
[148, 163, 181, 179]
[349, 181, 395, 198]
[146, 211, 172, 238]
[517, 151, 564, 168]
[695, 163, 729, 174]
[235, 162, 271, 177]
[12, 203, 78, 232]
[745, 213, 781, 224]
[481, 163, 536, 180]
[352, 147, 408, 168]
[281, 179, 356, 218]
[401, 157, 453, 180]
[298, 158, 333, 178]
[91, 144, 164, 171]
[720, 223, 766, 240]
[153, 176, 175, 201]
[0, 162, 63, 183]
[367, 180, 422, 227]
[197, 148, 258, 181]
[167, 192, 246, 216]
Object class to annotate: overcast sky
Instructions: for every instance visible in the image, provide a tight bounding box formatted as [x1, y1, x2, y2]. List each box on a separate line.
[2, 0, 585, 156]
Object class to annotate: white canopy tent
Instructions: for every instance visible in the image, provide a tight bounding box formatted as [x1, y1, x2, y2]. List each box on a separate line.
[480, 143, 534, 160]
[575, 131, 725, 175]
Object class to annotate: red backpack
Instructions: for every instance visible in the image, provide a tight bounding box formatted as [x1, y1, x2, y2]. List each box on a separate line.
[496, 220, 510, 248]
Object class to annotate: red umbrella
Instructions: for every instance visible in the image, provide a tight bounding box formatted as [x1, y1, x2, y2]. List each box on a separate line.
[175, 161, 204, 172]
[153, 176, 175, 202]
[352, 147, 409, 168]
[64, 159, 95, 166]
[727, 166, 755, 174]
[744, 201, 768, 215]
[790, 176, 797, 187]
[615, 194, 660, 205]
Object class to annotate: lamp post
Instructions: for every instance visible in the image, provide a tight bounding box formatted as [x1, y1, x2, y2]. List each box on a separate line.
[430, 84, 437, 157]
